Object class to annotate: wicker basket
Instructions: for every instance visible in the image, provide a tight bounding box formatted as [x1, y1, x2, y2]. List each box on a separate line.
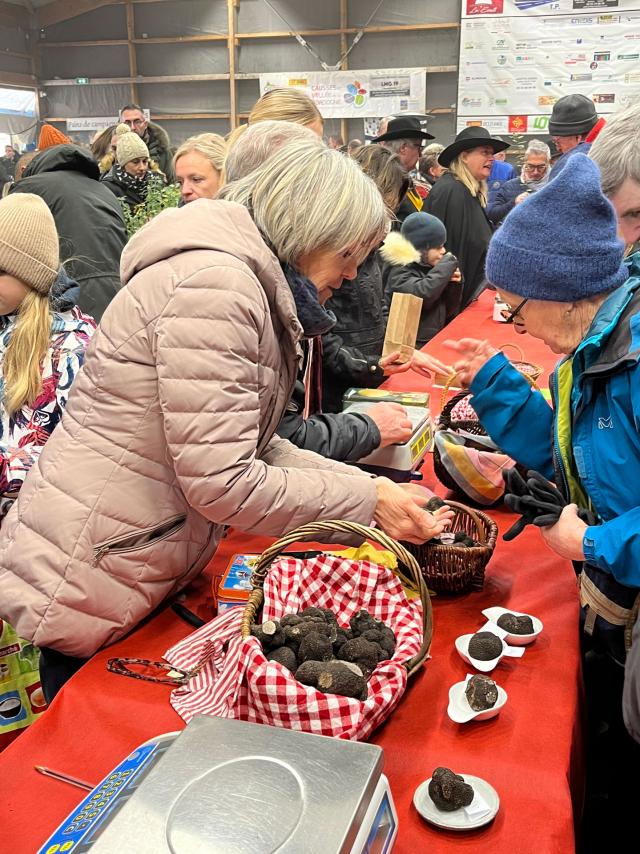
[499, 342, 543, 386]
[403, 500, 498, 593]
[240, 520, 433, 678]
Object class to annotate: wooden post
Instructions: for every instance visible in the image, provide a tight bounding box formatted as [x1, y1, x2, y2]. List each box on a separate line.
[339, 0, 348, 145]
[126, 1, 138, 104]
[227, 0, 238, 131]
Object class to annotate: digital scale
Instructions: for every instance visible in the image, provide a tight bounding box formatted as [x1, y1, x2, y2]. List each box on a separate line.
[39, 715, 398, 854]
[344, 402, 433, 481]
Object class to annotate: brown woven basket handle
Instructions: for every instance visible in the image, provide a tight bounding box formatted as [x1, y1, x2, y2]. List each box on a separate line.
[440, 499, 488, 547]
[499, 342, 525, 361]
[241, 520, 433, 675]
[439, 371, 461, 412]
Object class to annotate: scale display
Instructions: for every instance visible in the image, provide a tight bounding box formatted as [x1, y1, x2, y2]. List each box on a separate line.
[38, 717, 398, 854]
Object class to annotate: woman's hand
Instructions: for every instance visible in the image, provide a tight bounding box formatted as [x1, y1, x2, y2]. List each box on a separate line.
[540, 504, 587, 561]
[373, 477, 454, 544]
[450, 268, 462, 283]
[379, 351, 412, 376]
[408, 350, 455, 379]
[443, 338, 499, 388]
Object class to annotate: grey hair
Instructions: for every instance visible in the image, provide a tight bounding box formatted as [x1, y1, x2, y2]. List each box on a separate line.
[220, 139, 390, 265]
[524, 139, 551, 159]
[383, 138, 416, 154]
[223, 120, 320, 183]
[589, 104, 640, 196]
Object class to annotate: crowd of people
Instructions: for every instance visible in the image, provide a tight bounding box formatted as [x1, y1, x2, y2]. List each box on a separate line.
[0, 86, 639, 850]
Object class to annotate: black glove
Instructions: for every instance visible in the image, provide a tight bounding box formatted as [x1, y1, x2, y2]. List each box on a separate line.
[503, 468, 597, 540]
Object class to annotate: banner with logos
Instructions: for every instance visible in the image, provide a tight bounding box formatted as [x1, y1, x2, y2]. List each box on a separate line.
[258, 69, 426, 119]
[458, 0, 640, 133]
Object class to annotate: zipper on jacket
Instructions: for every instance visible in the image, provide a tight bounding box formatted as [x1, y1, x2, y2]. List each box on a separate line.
[92, 515, 186, 566]
[549, 368, 570, 500]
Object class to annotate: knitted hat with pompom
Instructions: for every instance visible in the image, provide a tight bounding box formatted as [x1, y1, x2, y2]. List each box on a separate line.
[115, 122, 149, 167]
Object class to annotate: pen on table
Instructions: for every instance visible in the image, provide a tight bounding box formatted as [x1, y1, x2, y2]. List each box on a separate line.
[35, 765, 95, 791]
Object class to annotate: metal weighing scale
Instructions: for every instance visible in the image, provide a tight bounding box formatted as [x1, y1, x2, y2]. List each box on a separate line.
[344, 402, 433, 481]
[39, 715, 398, 854]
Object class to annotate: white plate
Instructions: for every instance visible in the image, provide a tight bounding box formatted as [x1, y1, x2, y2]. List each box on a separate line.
[455, 632, 525, 672]
[414, 774, 500, 831]
[447, 678, 508, 723]
[481, 606, 543, 646]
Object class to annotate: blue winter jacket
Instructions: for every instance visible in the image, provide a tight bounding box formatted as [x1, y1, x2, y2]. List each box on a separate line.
[469, 255, 640, 591]
[487, 159, 516, 206]
[550, 140, 592, 175]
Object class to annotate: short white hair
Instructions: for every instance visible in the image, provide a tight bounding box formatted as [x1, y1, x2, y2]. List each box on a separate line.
[220, 139, 390, 265]
[589, 104, 640, 196]
[524, 139, 551, 160]
[224, 120, 319, 183]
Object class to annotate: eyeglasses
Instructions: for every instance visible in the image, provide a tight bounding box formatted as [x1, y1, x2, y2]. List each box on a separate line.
[501, 297, 528, 326]
[124, 118, 145, 128]
[524, 163, 547, 173]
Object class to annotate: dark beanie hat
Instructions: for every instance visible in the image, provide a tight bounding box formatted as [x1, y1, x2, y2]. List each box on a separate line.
[401, 212, 447, 252]
[486, 154, 627, 301]
[548, 94, 597, 137]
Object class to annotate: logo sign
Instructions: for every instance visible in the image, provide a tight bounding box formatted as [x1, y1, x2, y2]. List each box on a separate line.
[508, 115, 528, 133]
[532, 115, 550, 131]
[466, 0, 504, 15]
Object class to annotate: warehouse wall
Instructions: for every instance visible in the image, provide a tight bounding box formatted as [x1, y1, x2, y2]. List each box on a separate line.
[34, 0, 460, 147]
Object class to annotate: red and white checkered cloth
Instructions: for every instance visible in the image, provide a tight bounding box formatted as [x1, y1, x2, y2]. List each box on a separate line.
[164, 553, 424, 741]
[449, 394, 479, 423]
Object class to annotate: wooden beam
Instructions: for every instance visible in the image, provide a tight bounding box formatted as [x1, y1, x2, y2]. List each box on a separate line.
[0, 70, 37, 89]
[227, 0, 238, 130]
[125, 1, 138, 103]
[40, 22, 459, 49]
[0, 49, 32, 61]
[0, 2, 29, 29]
[40, 73, 243, 85]
[339, 0, 347, 145]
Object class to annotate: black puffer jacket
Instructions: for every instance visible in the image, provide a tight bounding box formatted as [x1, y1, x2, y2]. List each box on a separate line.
[380, 232, 461, 347]
[321, 251, 386, 413]
[144, 122, 174, 183]
[12, 145, 126, 322]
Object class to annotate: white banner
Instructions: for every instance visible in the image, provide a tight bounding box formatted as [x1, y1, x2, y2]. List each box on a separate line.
[66, 110, 150, 132]
[458, 0, 640, 134]
[259, 69, 426, 118]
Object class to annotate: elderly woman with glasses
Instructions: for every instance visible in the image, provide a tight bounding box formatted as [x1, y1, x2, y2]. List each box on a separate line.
[487, 140, 551, 227]
[446, 155, 640, 829]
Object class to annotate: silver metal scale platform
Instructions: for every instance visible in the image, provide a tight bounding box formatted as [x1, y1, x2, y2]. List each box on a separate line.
[39, 715, 398, 854]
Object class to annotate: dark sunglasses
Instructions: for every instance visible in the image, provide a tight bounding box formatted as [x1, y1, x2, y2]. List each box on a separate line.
[501, 297, 528, 325]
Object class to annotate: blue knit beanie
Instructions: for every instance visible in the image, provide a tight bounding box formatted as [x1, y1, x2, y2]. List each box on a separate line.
[486, 154, 627, 301]
[401, 212, 447, 252]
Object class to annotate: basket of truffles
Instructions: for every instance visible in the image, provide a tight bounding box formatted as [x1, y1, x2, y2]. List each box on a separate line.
[231, 520, 433, 740]
[403, 496, 498, 594]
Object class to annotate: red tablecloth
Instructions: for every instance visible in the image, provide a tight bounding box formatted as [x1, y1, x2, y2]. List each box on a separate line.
[0, 292, 584, 853]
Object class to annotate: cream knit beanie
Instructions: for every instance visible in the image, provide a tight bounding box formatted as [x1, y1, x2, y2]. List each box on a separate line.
[115, 122, 149, 167]
[0, 194, 59, 294]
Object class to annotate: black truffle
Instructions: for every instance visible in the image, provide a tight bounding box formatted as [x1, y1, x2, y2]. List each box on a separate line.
[300, 606, 326, 621]
[298, 631, 334, 663]
[332, 626, 353, 655]
[349, 610, 379, 637]
[296, 660, 367, 701]
[468, 631, 503, 661]
[464, 674, 499, 711]
[425, 496, 446, 511]
[280, 614, 304, 628]
[337, 637, 381, 677]
[251, 620, 285, 652]
[361, 626, 396, 660]
[497, 613, 535, 635]
[428, 767, 474, 812]
[266, 646, 298, 672]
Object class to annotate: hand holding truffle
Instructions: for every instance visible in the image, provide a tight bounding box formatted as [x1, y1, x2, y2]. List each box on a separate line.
[374, 477, 454, 544]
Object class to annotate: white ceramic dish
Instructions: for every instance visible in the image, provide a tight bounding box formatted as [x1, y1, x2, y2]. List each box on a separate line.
[481, 606, 543, 646]
[455, 631, 525, 672]
[447, 678, 508, 723]
[414, 774, 500, 831]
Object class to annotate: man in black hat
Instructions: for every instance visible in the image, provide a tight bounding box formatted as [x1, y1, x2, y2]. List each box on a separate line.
[373, 115, 434, 224]
[548, 94, 598, 173]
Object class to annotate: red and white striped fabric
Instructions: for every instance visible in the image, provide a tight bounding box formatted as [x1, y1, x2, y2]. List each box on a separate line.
[164, 553, 424, 741]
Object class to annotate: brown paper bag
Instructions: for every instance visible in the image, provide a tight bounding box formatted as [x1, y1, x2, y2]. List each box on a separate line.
[382, 292, 422, 362]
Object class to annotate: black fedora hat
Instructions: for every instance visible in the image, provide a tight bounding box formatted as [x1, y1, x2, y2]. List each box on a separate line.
[438, 126, 510, 168]
[372, 115, 434, 143]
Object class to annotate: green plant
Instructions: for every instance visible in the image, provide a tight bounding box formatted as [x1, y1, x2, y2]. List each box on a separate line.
[121, 178, 181, 238]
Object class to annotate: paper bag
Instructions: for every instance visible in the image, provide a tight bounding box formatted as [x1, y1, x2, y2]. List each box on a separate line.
[382, 292, 422, 362]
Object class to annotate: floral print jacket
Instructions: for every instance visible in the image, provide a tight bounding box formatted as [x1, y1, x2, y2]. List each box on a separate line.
[0, 279, 96, 517]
